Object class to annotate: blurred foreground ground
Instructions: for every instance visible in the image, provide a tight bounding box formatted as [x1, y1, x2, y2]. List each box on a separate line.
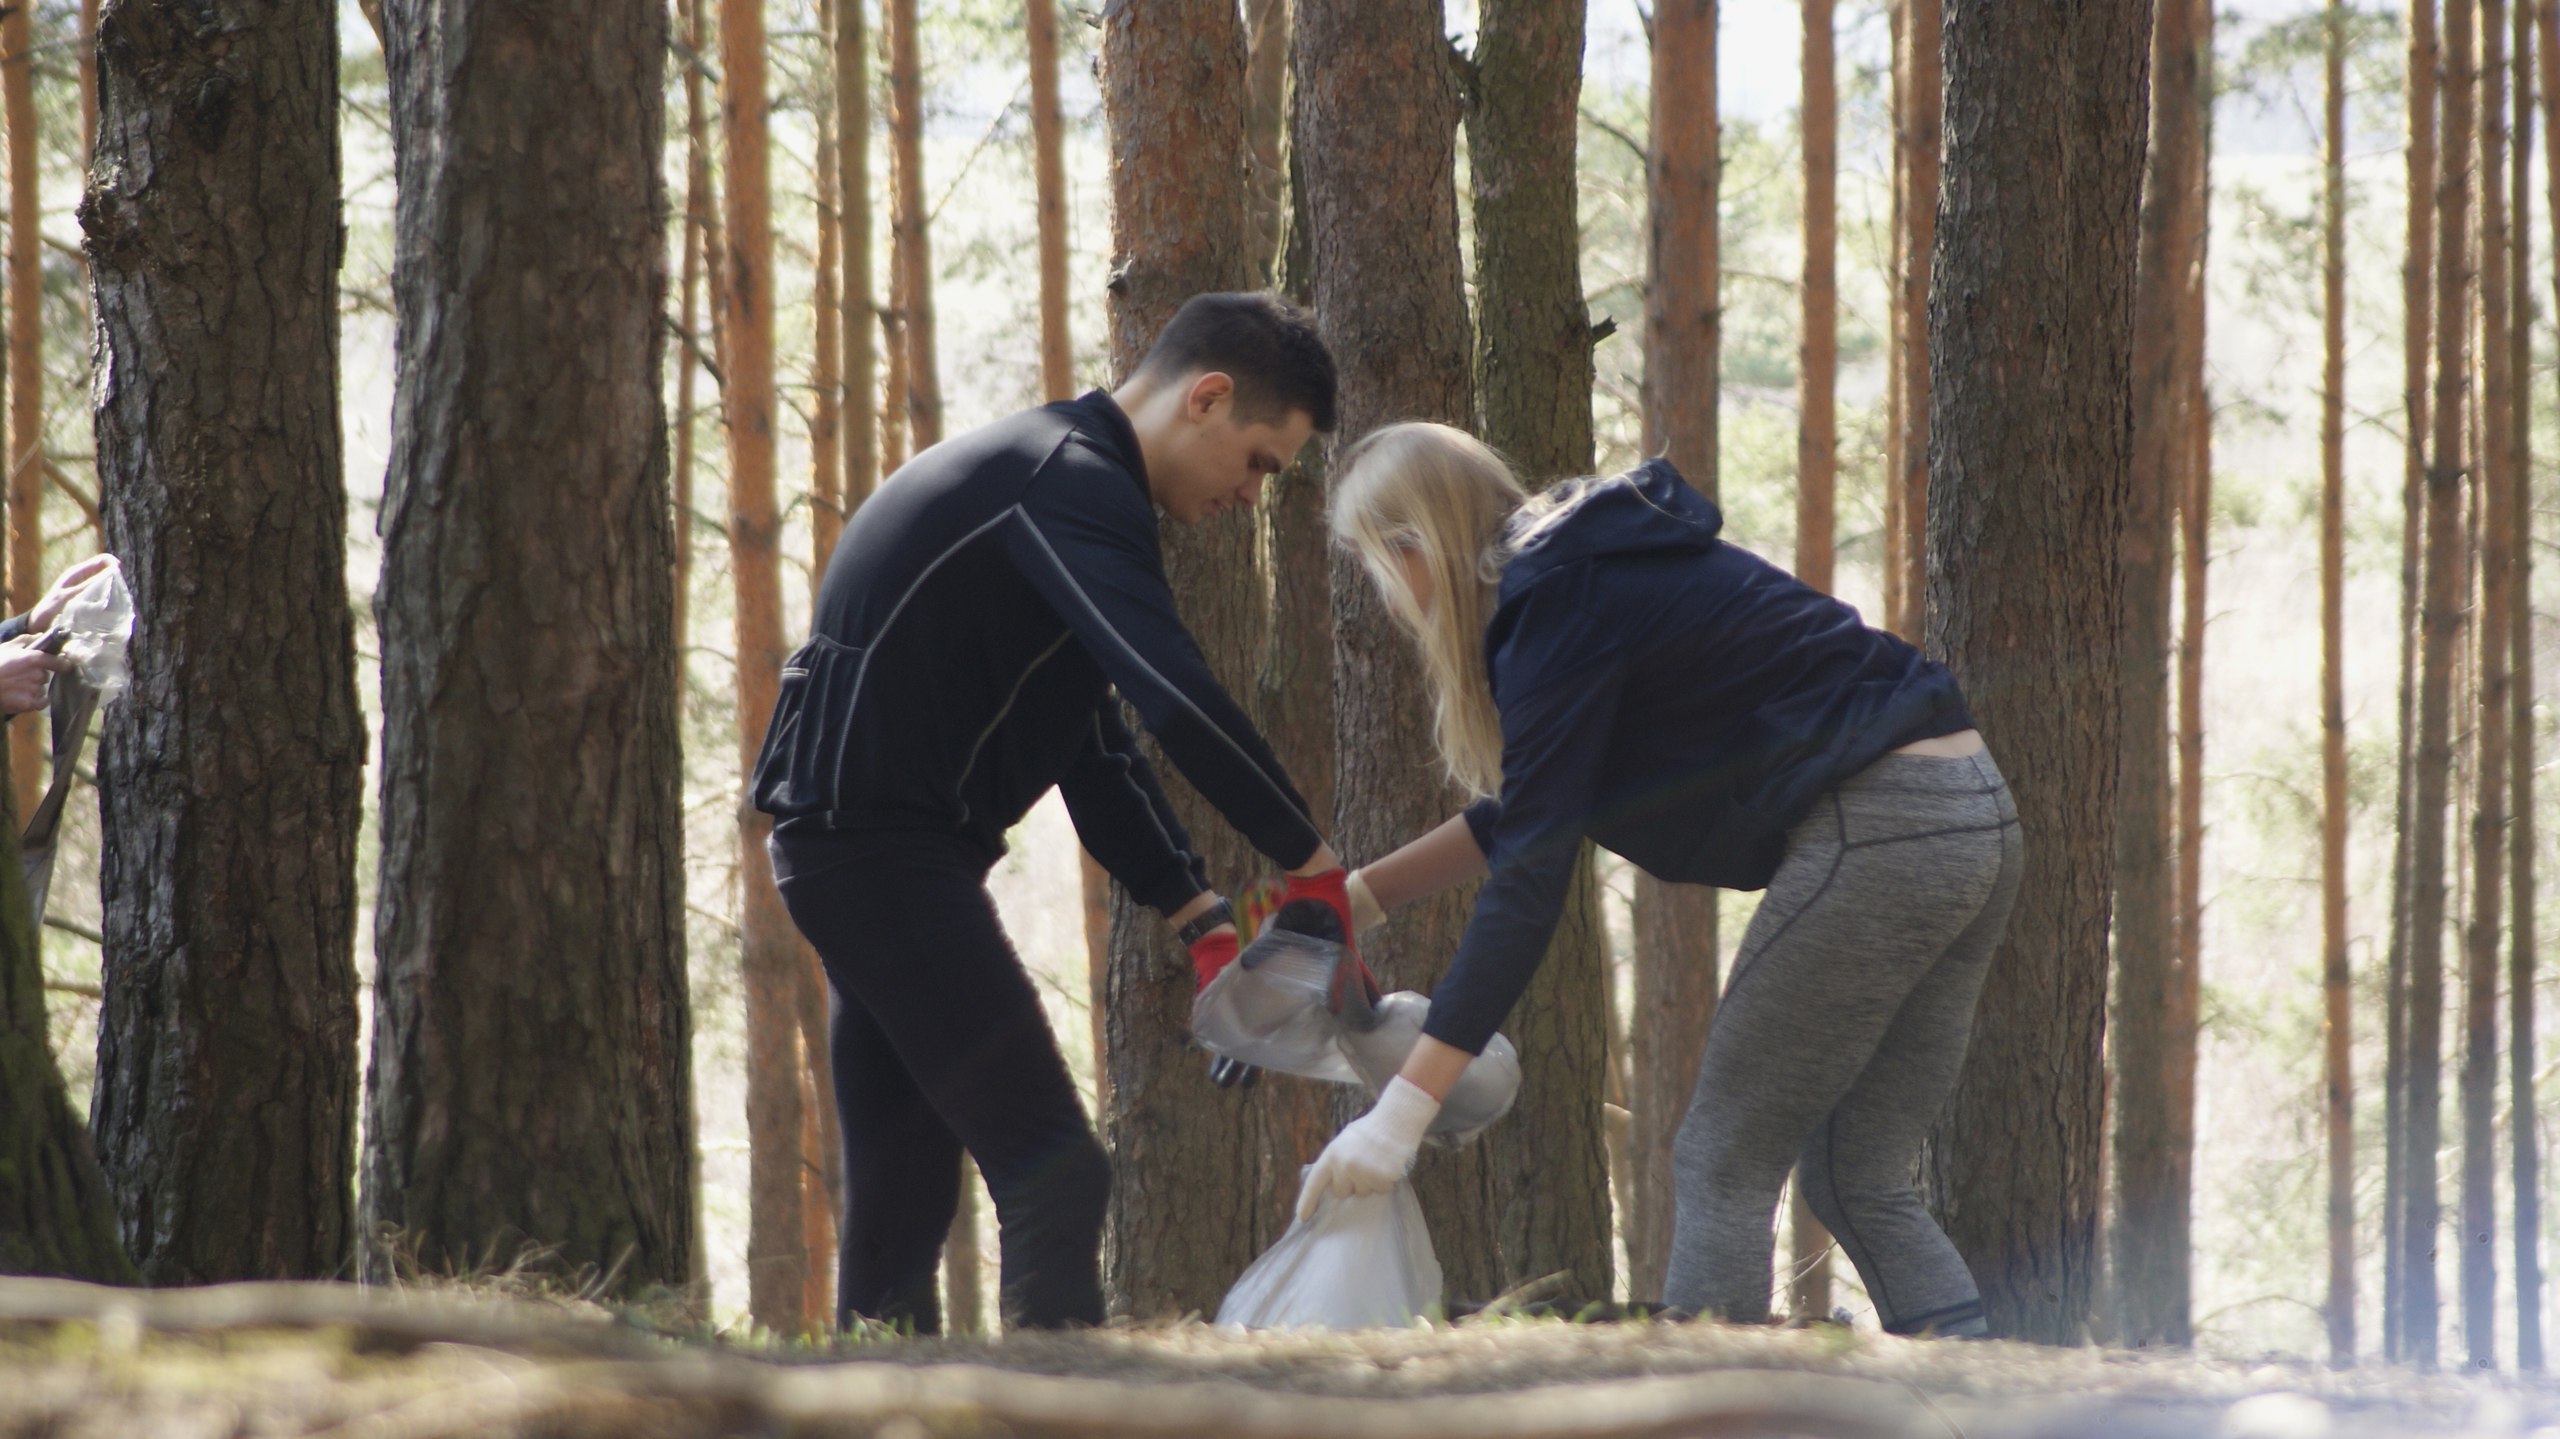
[0, 1277, 2551, 1438]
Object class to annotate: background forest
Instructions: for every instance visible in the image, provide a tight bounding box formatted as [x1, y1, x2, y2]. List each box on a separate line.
[1, 0, 2549, 1377]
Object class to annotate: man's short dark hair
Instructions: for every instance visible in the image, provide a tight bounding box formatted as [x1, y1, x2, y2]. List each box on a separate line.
[1132, 292, 1339, 433]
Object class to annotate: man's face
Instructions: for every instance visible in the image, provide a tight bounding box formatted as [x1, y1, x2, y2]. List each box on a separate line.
[1151, 376, 1316, 524]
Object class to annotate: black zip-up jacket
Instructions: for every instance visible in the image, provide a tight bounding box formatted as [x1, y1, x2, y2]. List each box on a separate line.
[752, 391, 1322, 915]
[1428, 459, 1974, 1054]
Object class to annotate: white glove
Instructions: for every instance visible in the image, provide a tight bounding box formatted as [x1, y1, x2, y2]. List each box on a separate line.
[1346, 869, 1385, 935]
[1297, 1075, 1441, 1221]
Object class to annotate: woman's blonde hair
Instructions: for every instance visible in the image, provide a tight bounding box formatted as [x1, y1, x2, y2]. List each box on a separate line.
[1328, 422, 1529, 798]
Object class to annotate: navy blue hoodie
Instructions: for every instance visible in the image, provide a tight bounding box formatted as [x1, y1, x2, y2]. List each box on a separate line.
[1427, 459, 1973, 1055]
[752, 391, 1322, 914]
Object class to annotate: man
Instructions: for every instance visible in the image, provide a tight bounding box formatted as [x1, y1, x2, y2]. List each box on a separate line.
[755, 293, 1364, 1331]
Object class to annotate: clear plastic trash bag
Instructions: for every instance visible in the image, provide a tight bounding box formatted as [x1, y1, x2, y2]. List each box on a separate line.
[1215, 1180, 1442, 1330]
[1191, 928, 1522, 1142]
[50, 558, 133, 703]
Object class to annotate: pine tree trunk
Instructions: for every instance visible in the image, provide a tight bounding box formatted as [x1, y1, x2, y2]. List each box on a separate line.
[2466, 0, 2516, 1375]
[1883, 0, 1906, 635]
[2320, 0, 2354, 1367]
[813, 45, 844, 573]
[1029, 0, 1071, 405]
[1297, 0, 1500, 1304]
[1243, 0, 1289, 284]
[2387, 0, 2440, 1364]
[2406, 0, 2476, 1370]
[1893, 0, 1939, 641]
[2113, 0, 2201, 1351]
[78, 0, 98, 166]
[82, 0, 362, 1286]
[5, 0, 42, 824]
[836, 0, 873, 516]
[1627, 0, 1719, 1308]
[2167, 4, 2211, 1361]
[889, 0, 940, 453]
[1464, 0, 1613, 1308]
[0, 771, 132, 1284]
[710, 0, 807, 1336]
[1790, 0, 1839, 1319]
[674, 0, 707, 690]
[1094, 0, 1306, 1319]
[2521, 0, 2557, 1372]
[2505, 0, 2534, 1372]
[366, 0, 695, 1302]
[1923, 0, 2151, 1345]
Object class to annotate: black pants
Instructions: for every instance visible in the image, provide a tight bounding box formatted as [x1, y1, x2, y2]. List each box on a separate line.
[770, 829, 1109, 1332]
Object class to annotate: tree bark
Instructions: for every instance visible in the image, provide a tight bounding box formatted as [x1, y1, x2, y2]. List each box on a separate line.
[812, 44, 844, 576]
[2405, 0, 2475, 1370]
[1893, 0, 1939, 641]
[1922, 0, 2150, 1345]
[2166, 0, 2210, 1365]
[366, 0, 695, 1303]
[2466, 0, 2516, 1375]
[715, 0, 808, 1337]
[1883, 0, 1906, 637]
[81, 0, 361, 1287]
[1297, 0, 1498, 1303]
[1627, 0, 1719, 1308]
[674, 0, 708, 690]
[2320, 0, 2353, 1367]
[837, 0, 874, 518]
[2523, 0, 2558, 1374]
[2112, 0, 2201, 1352]
[1029, 0, 1071, 405]
[79, 0, 99, 166]
[5, 0, 42, 824]
[1243, 0, 1289, 284]
[889, 0, 940, 453]
[2387, 0, 2440, 1364]
[1464, 0, 1614, 1309]
[0, 772, 132, 1284]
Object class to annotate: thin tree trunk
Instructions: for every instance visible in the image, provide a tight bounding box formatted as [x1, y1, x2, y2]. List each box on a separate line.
[2466, 0, 2517, 1375]
[1297, 0, 1495, 1303]
[5, 0, 43, 825]
[2405, 0, 2477, 1370]
[881, 8, 910, 482]
[366, 0, 695, 1304]
[1243, 0, 1289, 284]
[801, 16, 846, 1329]
[1466, 0, 1614, 1308]
[2321, 0, 2354, 1367]
[1628, 0, 1719, 1308]
[813, 40, 844, 574]
[1030, 0, 1071, 405]
[1883, 0, 1905, 635]
[946, 1157, 981, 1335]
[838, 0, 874, 519]
[2522, 0, 2559, 1373]
[1893, 0, 1939, 641]
[674, 0, 707, 692]
[716, 0, 808, 1337]
[79, 0, 98, 164]
[1923, 0, 2151, 1345]
[83, 0, 362, 1287]
[890, 0, 940, 453]
[2168, 27, 2209, 1357]
[1790, 0, 1839, 1320]
[2113, 0, 2202, 1351]
[2388, 0, 2442, 1365]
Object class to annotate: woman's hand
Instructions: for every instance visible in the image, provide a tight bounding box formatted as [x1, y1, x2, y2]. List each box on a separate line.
[27, 554, 115, 635]
[0, 636, 73, 716]
[1297, 1075, 1441, 1220]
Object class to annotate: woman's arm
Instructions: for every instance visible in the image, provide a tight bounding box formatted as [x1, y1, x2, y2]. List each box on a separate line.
[1351, 813, 1488, 926]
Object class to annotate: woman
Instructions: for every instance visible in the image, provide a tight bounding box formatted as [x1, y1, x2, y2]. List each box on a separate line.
[1299, 424, 2021, 1336]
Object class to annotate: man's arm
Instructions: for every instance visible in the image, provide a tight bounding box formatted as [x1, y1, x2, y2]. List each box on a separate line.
[1056, 701, 1212, 918]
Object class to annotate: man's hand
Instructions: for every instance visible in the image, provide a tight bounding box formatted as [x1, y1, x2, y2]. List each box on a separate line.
[0, 636, 74, 716]
[27, 554, 113, 635]
[1296, 1076, 1441, 1220]
[1269, 868, 1380, 1015]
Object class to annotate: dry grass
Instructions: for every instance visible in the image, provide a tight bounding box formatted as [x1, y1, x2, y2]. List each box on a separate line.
[0, 1277, 2550, 1438]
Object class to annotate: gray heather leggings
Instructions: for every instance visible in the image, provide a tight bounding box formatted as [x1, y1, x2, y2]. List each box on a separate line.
[1661, 750, 2023, 1335]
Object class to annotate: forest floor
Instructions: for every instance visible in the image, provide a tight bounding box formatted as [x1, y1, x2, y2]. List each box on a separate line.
[0, 1276, 2549, 1439]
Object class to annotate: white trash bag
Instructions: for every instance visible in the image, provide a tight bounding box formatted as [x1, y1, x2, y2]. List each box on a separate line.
[1215, 1180, 1442, 1330]
[50, 558, 134, 701]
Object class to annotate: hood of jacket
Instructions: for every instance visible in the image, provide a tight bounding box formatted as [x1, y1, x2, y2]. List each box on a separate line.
[1497, 457, 1724, 593]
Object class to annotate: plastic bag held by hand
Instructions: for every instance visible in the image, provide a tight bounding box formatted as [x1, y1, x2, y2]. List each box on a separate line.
[1215, 1180, 1441, 1330]
[50, 560, 133, 703]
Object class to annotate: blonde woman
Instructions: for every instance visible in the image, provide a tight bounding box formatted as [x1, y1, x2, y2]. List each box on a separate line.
[1301, 423, 2022, 1336]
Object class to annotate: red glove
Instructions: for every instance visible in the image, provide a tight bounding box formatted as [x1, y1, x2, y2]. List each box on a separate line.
[1189, 926, 1240, 991]
[1279, 868, 1379, 1015]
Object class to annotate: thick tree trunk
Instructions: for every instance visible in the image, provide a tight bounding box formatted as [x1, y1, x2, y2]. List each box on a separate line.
[1464, 0, 1613, 1308]
[1627, 0, 1719, 1308]
[1922, 0, 2150, 1345]
[5, 0, 42, 824]
[1791, 0, 1838, 1319]
[2466, 0, 2516, 1375]
[2320, 0, 2353, 1367]
[1297, 0, 1499, 1303]
[2405, 0, 2475, 1370]
[0, 773, 131, 1284]
[836, 0, 874, 517]
[2113, 0, 2201, 1352]
[2386, 0, 2439, 1364]
[366, 0, 695, 1302]
[889, 0, 940, 453]
[1892, 0, 1939, 641]
[716, 0, 809, 1338]
[81, 0, 362, 1287]
[1094, 0, 1318, 1319]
